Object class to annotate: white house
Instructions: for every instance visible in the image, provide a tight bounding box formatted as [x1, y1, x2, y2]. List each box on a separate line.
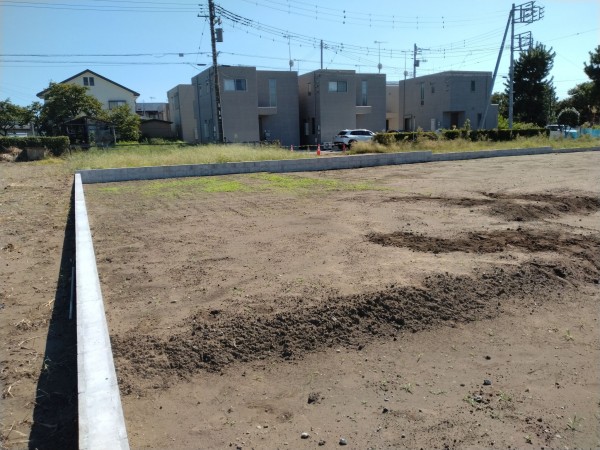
[37, 69, 140, 113]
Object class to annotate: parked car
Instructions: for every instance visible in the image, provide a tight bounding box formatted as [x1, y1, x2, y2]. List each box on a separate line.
[333, 129, 375, 149]
[546, 124, 578, 139]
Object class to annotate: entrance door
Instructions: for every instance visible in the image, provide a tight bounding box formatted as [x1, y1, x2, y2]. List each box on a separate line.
[451, 112, 460, 128]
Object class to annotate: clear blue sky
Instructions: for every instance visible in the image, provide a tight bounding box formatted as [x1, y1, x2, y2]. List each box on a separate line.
[1, 0, 598, 107]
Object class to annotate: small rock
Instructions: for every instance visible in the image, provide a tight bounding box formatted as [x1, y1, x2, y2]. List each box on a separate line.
[483, 379, 492, 386]
[301, 432, 310, 439]
[339, 438, 348, 445]
[474, 395, 483, 403]
[318, 440, 326, 446]
[382, 407, 389, 413]
[485, 355, 491, 360]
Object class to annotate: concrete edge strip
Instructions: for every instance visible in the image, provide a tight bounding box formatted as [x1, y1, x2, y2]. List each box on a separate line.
[75, 173, 130, 450]
[76, 146, 599, 184]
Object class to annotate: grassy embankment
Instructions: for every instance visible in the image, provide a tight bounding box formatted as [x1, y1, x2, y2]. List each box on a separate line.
[33, 135, 600, 171]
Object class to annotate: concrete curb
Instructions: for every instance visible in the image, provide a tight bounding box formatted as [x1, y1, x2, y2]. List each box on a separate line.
[76, 146, 599, 184]
[75, 174, 129, 450]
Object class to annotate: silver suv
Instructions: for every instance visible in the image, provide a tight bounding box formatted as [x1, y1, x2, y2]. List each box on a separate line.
[333, 129, 375, 149]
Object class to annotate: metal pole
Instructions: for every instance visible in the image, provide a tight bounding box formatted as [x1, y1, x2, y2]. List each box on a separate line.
[208, 0, 223, 143]
[403, 70, 407, 131]
[320, 40, 323, 70]
[480, 9, 512, 129]
[508, 3, 515, 130]
[413, 43, 417, 78]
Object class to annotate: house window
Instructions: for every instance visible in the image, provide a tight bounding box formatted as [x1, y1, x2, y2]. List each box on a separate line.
[268, 79, 277, 107]
[431, 84, 435, 94]
[311, 117, 316, 135]
[83, 76, 95, 86]
[108, 100, 126, 110]
[471, 80, 476, 92]
[361, 80, 368, 106]
[307, 82, 312, 96]
[328, 80, 347, 92]
[420, 82, 425, 106]
[224, 78, 247, 91]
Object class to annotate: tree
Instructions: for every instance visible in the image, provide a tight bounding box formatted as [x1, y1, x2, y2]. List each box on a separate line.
[509, 43, 556, 126]
[39, 82, 102, 135]
[27, 101, 43, 135]
[101, 104, 141, 141]
[556, 82, 595, 125]
[583, 46, 600, 123]
[491, 91, 508, 119]
[0, 98, 31, 136]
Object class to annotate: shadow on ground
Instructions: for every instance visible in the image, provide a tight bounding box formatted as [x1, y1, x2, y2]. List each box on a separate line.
[29, 184, 78, 449]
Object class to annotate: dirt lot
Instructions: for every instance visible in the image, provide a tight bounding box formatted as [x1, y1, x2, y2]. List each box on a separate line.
[1, 152, 599, 449]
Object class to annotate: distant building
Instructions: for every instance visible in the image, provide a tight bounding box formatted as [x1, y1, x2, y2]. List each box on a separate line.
[298, 70, 386, 146]
[167, 84, 196, 143]
[140, 119, 175, 140]
[36, 69, 140, 114]
[135, 102, 169, 121]
[398, 71, 498, 131]
[191, 66, 299, 146]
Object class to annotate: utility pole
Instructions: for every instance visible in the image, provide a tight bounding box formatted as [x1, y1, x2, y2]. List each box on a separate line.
[509, 1, 544, 129]
[481, 2, 543, 130]
[412, 44, 427, 78]
[374, 41, 386, 74]
[320, 40, 323, 70]
[208, 0, 223, 143]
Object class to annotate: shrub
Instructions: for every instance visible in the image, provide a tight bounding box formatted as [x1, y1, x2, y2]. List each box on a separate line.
[0, 136, 70, 156]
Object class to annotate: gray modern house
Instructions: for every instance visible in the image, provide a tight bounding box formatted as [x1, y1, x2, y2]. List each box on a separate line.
[191, 66, 299, 146]
[397, 71, 498, 131]
[298, 70, 386, 146]
[167, 84, 196, 143]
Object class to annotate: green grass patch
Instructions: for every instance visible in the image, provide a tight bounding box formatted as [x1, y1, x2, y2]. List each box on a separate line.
[142, 177, 251, 197]
[252, 173, 376, 192]
[90, 172, 381, 198]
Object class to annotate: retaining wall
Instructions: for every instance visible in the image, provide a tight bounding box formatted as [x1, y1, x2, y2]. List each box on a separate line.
[77, 146, 598, 184]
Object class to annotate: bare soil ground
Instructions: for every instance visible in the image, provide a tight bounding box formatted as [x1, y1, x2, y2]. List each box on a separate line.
[1, 152, 599, 449]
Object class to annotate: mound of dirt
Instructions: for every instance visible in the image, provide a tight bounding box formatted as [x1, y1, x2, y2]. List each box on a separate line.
[385, 193, 600, 222]
[112, 254, 595, 396]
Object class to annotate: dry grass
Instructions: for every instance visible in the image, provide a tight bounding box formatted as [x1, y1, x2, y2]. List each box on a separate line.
[65, 143, 315, 170]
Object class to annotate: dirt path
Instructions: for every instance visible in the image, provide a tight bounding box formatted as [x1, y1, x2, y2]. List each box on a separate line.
[1, 152, 599, 449]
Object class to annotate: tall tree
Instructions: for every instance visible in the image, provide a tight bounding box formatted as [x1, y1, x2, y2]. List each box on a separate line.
[508, 43, 556, 126]
[0, 98, 31, 136]
[39, 82, 102, 135]
[583, 45, 600, 122]
[100, 104, 141, 142]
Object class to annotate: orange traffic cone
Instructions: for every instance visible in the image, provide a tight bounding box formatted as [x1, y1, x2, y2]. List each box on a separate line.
[290, 144, 294, 152]
[317, 144, 321, 156]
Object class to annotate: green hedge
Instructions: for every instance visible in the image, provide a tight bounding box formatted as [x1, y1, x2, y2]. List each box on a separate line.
[374, 128, 548, 146]
[468, 128, 548, 141]
[0, 136, 71, 156]
[374, 131, 439, 145]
